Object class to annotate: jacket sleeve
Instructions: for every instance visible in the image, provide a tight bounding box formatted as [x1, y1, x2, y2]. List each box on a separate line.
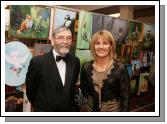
[25, 57, 40, 107]
[120, 65, 130, 112]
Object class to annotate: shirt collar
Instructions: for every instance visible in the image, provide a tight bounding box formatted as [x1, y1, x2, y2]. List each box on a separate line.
[52, 49, 60, 60]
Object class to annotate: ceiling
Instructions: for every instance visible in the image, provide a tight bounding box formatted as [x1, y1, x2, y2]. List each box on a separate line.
[60, 5, 112, 11]
[61, 5, 155, 15]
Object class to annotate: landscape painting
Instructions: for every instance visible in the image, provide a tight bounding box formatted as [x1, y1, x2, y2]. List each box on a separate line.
[9, 5, 51, 39]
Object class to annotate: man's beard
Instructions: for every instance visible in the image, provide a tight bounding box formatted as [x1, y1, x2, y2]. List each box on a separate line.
[56, 46, 70, 57]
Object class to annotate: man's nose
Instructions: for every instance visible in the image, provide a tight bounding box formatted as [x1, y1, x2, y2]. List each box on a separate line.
[63, 37, 68, 43]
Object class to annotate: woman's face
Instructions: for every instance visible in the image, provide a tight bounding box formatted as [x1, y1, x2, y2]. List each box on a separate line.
[94, 37, 111, 58]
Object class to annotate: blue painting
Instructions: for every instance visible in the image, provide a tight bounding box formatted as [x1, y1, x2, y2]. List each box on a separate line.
[5, 41, 32, 86]
[54, 8, 76, 33]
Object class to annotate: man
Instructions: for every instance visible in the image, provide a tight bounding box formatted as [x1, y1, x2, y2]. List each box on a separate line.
[26, 26, 80, 112]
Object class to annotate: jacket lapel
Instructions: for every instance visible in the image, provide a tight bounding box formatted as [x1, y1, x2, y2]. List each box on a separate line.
[46, 51, 64, 88]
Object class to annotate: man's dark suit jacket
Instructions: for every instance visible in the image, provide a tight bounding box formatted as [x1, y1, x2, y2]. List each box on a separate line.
[26, 51, 80, 112]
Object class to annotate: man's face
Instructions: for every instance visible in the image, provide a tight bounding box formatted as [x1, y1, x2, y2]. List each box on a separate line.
[52, 30, 72, 56]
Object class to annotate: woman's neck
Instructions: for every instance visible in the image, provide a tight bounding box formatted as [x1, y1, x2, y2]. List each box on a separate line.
[94, 56, 112, 72]
[95, 56, 110, 66]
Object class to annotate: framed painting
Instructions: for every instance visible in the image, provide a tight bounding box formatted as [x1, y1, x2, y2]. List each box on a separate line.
[92, 13, 113, 35]
[137, 73, 149, 95]
[142, 24, 155, 50]
[111, 18, 129, 44]
[76, 11, 93, 49]
[132, 45, 140, 60]
[9, 5, 51, 39]
[140, 51, 153, 67]
[54, 8, 77, 34]
[92, 14, 129, 44]
[128, 21, 143, 42]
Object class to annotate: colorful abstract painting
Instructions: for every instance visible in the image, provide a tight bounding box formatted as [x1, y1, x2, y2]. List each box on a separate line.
[76, 11, 93, 49]
[5, 41, 32, 86]
[9, 5, 51, 39]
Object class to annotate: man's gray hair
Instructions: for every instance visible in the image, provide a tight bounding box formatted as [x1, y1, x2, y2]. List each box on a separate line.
[52, 26, 72, 37]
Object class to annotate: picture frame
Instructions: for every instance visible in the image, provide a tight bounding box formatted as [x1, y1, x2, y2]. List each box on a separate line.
[9, 5, 51, 39]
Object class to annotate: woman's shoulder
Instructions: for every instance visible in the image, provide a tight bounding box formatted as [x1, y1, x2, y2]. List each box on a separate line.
[82, 60, 94, 70]
[113, 60, 126, 70]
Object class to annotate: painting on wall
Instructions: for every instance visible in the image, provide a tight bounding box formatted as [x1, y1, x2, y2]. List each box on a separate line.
[34, 43, 52, 56]
[92, 13, 113, 35]
[123, 45, 132, 64]
[142, 24, 155, 50]
[140, 51, 153, 67]
[111, 18, 129, 44]
[132, 45, 140, 60]
[137, 73, 149, 95]
[92, 14, 129, 44]
[76, 11, 93, 49]
[54, 8, 77, 34]
[132, 60, 140, 76]
[128, 21, 143, 42]
[9, 5, 51, 39]
[5, 41, 32, 86]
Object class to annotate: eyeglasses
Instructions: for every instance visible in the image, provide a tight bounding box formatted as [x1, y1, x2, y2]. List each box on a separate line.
[54, 36, 72, 42]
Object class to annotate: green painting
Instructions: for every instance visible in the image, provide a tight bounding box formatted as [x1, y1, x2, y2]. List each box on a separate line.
[76, 11, 93, 49]
[9, 5, 51, 39]
[128, 21, 143, 42]
[75, 50, 94, 68]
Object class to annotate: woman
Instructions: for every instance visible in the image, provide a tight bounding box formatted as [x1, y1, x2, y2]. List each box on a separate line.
[80, 30, 130, 112]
